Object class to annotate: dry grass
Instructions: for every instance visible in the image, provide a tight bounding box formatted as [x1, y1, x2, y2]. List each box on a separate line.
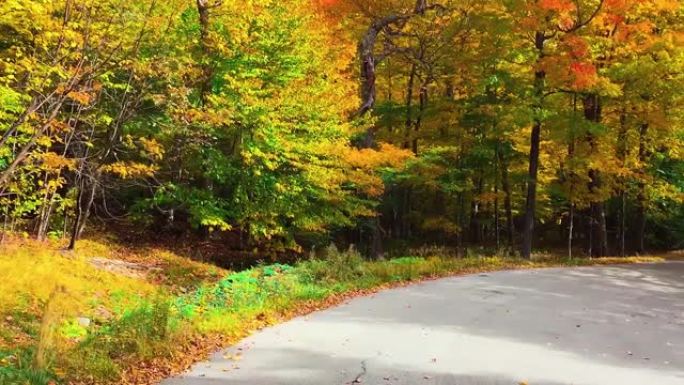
[0, 235, 226, 352]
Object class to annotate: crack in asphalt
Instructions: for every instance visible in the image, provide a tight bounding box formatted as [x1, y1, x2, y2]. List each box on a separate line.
[349, 360, 367, 384]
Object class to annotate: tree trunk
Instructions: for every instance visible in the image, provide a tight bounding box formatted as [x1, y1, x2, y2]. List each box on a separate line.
[498, 148, 514, 246]
[403, 63, 417, 149]
[636, 123, 649, 254]
[494, 144, 501, 250]
[636, 195, 646, 254]
[568, 203, 575, 259]
[583, 94, 608, 256]
[412, 81, 428, 154]
[68, 176, 97, 250]
[196, 0, 214, 105]
[470, 174, 484, 244]
[594, 201, 608, 256]
[620, 192, 626, 257]
[586, 209, 593, 257]
[521, 31, 547, 259]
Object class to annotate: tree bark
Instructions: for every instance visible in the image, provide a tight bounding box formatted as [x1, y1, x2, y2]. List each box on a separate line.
[196, 0, 215, 105]
[636, 123, 649, 254]
[583, 94, 608, 256]
[617, 111, 628, 257]
[498, 148, 514, 246]
[403, 63, 417, 149]
[413, 81, 428, 154]
[568, 203, 575, 258]
[521, 31, 547, 259]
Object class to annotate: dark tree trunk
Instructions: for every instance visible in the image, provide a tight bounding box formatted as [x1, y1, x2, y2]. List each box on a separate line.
[620, 192, 626, 257]
[586, 209, 593, 257]
[196, 0, 214, 105]
[494, 144, 501, 249]
[583, 94, 608, 256]
[636, 123, 649, 254]
[403, 63, 417, 149]
[568, 203, 575, 258]
[470, 174, 484, 244]
[412, 82, 428, 154]
[456, 192, 465, 257]
[593, 201, 609, 256]
[498, 148, 514, 246]
[522, 31, 547, 259]
[617, 111, 628, 257]
[636, 196, 647, 254]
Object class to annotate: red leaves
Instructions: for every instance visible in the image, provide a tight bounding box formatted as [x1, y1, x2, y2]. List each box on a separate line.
[539, 0, 576, 12]
[570, 61, 598, 89]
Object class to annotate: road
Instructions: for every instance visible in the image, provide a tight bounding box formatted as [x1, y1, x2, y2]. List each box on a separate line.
[162, 262, 684, 385]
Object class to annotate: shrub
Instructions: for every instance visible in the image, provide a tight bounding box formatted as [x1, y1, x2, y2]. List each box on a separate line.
[298, 244, 365, 284]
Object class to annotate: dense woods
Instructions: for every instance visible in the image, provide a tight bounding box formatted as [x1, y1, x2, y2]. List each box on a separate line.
[1, 0, 683, 259]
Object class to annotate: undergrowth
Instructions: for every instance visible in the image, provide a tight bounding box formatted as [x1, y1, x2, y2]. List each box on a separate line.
[0, 238, 664, 384]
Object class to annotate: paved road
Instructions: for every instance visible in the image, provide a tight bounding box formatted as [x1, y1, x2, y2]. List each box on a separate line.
[163, 262, 684, 385]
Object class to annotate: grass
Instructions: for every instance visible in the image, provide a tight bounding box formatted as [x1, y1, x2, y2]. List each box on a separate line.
[0, 239, 664, 385]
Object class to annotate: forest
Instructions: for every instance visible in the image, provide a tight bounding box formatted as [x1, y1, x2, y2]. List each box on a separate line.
[1, 0, 683, 259]
[0, 0, 682, 383]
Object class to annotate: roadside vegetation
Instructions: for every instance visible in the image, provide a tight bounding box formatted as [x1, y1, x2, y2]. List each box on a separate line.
[0, 235, 663, 385]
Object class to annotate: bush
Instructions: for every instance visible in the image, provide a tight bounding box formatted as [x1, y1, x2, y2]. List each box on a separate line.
[298, 245, 366, 284]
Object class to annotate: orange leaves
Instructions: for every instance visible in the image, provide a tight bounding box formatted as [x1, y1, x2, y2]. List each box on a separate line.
[536, 34, 598, 91]
[537, 53, 598, 91]
[66, 90, 93, 105]
[569, 61, 598, 89]
[562, 34, 591, 59]
[39, 152, 76, 172]
[538, 0, 576, 12]
[344, 143, 413, 170]
[314, 0, 341, 7]
[537, 0, 577, 28]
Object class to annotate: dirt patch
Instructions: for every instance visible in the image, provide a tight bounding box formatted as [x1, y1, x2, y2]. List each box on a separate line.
[90, 257, 161, 278]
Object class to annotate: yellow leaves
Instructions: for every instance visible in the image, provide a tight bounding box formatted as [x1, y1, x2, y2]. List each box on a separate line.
[39, 152, 76, 172]
[344, 143, 413, 170]
[35, 135, 53, 148]
[200, 217, 232, 232]
[139, 138, 165, 160]
[101, 162, 158, 179]
[336, 143, 414, 197]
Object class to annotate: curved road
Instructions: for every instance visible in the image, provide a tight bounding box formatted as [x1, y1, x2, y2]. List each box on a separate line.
[163, 262, 684, 385]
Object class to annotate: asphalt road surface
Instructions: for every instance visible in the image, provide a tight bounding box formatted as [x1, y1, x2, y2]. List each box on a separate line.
[163, 262, 684, 385]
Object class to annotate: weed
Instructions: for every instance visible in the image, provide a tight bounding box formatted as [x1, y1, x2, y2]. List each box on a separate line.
[298, 244, 365, 284]
[0, 348, 58, 385]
